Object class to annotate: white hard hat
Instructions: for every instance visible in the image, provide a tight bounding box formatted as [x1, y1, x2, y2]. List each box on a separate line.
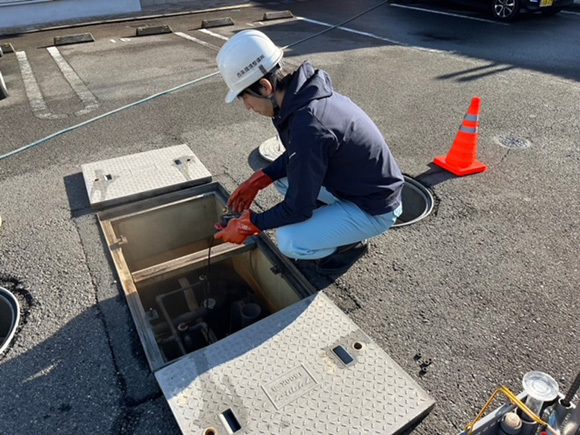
[217, 30, 284, 103]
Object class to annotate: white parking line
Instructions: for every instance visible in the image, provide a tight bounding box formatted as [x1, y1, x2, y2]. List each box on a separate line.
[390, 3, 509, 24]
[174, 32, 221, 50]
[15, 51, 66, 120]
[198, 28, 230, 41]
[295, 16, 449, 53]
[562, 9, 580, 15]
[47, 46, 99, 116]
[296, 17, 405, 44]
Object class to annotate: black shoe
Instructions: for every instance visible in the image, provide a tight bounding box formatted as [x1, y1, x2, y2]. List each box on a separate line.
[315, 241, 369, 275]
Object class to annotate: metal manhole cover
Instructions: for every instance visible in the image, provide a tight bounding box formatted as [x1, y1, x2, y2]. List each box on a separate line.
[258, 136, 285, 162]
[497, 136, 531, 149]
[0, 71, 8, 100]
[0, 286, 20, 354]
[393, 176, 434, 228]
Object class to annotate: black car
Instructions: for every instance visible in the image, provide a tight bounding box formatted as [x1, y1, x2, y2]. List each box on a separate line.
[489, 0, 573, 21]
[397, 0, 573, 20]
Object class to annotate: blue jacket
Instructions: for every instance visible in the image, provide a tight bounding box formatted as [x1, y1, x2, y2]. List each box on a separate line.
[252, 61, 404, 231]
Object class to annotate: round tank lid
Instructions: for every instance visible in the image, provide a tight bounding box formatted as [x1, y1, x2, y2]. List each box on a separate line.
[522, 371, 559, 402]
[0, 286, 21, 354]
[258, 136, 284, 162]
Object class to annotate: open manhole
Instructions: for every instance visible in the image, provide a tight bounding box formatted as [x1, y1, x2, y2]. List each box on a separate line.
[0, 286, 20, 354]
[393, 176, 434, 228]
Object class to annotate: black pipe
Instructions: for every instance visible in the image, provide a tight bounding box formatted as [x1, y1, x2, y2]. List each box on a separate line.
[562, 370, 580, 407]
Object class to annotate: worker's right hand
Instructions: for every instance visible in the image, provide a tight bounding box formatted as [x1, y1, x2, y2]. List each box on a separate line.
[214, 210, 260, 244]
[228, 169, 274, 213]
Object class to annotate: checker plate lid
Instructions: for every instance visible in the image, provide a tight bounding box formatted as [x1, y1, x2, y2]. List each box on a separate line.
[81, 144, 211, 209]
[155, 292, 435, 434]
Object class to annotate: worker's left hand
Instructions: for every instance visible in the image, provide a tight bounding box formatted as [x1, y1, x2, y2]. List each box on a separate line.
[214, 210, 260, 244]
[228, 170, 273, 213]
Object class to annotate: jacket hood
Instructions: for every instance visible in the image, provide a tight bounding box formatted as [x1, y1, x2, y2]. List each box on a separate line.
[277, 61, 333, 123]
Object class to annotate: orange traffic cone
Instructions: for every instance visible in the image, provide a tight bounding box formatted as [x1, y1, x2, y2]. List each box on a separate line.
[434, 97, 487, 176]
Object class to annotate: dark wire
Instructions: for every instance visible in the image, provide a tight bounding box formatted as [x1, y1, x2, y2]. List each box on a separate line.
[204, 234, 215, 342]
[281, 0, 389, 50]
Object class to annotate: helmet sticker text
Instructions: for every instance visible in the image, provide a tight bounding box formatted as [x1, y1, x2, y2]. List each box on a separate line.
[237, 54, 265, 78]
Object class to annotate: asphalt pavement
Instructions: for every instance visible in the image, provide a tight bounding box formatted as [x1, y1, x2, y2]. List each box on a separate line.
[0, 1, 579, 434]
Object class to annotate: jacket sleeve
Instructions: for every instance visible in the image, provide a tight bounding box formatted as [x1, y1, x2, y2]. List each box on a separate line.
[262, 151, 288, 181]
[252, 112, 337, 231]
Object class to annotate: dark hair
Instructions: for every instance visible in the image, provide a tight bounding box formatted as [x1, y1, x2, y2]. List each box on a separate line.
[243, 63, 294, 96]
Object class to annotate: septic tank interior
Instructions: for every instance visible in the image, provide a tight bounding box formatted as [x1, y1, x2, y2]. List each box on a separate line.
[99, 183, 311, 370]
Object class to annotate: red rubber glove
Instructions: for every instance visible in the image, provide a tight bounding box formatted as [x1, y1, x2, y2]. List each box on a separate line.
[214, 210, 260, 244]
[228, 170, 273, 213]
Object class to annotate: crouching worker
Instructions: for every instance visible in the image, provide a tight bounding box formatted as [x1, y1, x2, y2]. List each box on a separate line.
[214, 30, 404, 274]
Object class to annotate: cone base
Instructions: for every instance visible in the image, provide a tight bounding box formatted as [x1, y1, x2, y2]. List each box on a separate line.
[434, 156, 487, 176]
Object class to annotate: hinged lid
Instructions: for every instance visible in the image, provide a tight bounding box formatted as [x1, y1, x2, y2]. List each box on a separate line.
[81, 144, 211, 209]
[155, 291, 435, 434]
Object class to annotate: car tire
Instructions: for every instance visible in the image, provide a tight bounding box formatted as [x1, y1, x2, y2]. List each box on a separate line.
[0, 71, 8, 100]
[491, 0, 521, 20]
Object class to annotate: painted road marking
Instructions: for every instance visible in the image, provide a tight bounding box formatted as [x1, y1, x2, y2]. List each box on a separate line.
[390, 3, 509, 24]
[174, 32, 220, 50]
[294, 16, 460, 53]
[16, 48, 99, 119]
[46, 46, 99, 116]
[15, 51, 66, 119]
[198, 28, 229, 41]
[295, 16, 405, 45]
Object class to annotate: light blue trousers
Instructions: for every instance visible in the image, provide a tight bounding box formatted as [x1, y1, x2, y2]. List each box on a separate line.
[272, 178, 403, 260]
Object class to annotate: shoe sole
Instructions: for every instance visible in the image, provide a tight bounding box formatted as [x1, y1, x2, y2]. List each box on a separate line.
[315, 245, 368, 275]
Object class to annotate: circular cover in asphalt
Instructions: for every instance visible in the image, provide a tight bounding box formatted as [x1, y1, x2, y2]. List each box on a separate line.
[393, 176, 434, 228]
[258, 136, 285, 162]
[0, 71, 8, 100]
[0, 286, 20, 354]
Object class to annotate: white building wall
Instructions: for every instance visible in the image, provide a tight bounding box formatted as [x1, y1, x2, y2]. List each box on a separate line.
[0, 0, 142, 33]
